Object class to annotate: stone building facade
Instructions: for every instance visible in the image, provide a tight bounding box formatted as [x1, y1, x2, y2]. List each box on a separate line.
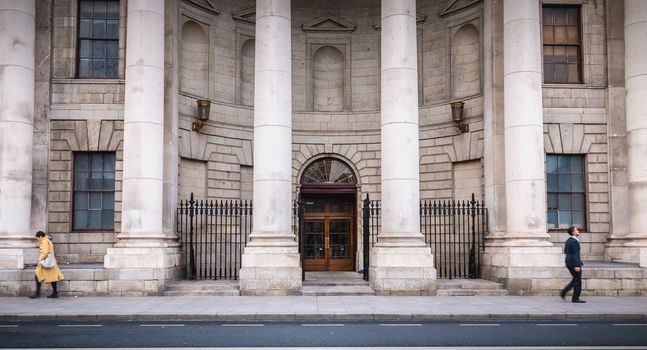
[0, 0, 646, 296]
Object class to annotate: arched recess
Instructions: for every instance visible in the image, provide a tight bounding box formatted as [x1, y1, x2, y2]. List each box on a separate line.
[312, 46, 344, 112]
[451, 23, 481, 99]
[180, 20, 208, 97]
[240, 39, 255, 106]
[298, 156, 358, 272]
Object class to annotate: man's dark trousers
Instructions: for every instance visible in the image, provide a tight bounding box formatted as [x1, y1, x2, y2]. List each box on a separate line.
[564, 265, 582, 301]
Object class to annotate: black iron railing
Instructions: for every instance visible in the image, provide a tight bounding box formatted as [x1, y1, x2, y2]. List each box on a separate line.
[178, 193, 487, 280]
[177, 193, 253, 280]
[177, 193, 303, 280]
[361, 193, 488, 279]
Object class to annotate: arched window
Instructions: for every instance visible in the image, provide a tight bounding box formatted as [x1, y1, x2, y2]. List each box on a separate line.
[301, 158, 355, 184]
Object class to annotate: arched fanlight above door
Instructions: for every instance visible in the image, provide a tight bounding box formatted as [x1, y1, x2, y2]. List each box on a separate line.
[301, 158, 356, 184]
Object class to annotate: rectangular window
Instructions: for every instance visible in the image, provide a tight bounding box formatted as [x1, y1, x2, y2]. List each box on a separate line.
[73, 152, 116, 230]
[542, 5, 582, 84]
[77, 0, 120, 78]
[546, 154, 585, 229]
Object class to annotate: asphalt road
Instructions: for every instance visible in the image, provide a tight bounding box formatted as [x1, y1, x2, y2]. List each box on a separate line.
[2, 321, 647, 348]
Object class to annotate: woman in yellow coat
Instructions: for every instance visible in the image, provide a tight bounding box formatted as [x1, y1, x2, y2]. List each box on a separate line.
[29, 231, 64, 298]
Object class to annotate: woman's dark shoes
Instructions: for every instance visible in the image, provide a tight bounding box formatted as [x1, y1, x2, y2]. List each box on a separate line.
[28, 293, 40, 299]
[559, 290, 566, 300]
[572, 299, 586, 303]
[47, 293, 59, 299]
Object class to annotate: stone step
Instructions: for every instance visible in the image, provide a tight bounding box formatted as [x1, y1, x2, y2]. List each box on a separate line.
[302, 285, 376, 296]
[437, 278, 506, 290]
[164, 280, 240, 296]
[302, 271, 374, 296]
[165, 289, 240, 296]
[436, 289, 509, 296]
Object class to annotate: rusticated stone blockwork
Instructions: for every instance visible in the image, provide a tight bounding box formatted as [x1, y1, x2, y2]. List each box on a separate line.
[49, 120, 123, 263]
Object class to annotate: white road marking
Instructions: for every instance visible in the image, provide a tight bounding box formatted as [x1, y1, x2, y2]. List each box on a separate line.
[379, 323, 423, 327]
[139, 324, 185, 327]
[221, 324, 264, 327]
[57, 324, 102, 327]
[612, 323, 647, 326]
[0, 325, 19, 328]
[301, 324, 345, 327]
[459, 323, 500, 327]
[536, 323, 578, 326]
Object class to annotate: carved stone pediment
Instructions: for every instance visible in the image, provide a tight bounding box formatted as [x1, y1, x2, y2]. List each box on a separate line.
[184, 0, 219, 14]
[439, 0, 481, 17]
[233, 7, 255, 24]
[373, 13, 427, 30]
[302, 15, 356, 32]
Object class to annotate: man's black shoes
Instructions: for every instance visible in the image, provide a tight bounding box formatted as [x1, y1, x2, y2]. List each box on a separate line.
[572, 299, 586, 303]
[559, 290, 566, 300]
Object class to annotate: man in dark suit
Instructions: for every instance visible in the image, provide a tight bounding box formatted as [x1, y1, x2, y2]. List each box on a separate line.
[560, 226, 585, 303]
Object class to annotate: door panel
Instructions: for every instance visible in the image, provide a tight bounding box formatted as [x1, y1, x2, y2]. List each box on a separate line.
[303, 219, 326, 271]
[328, 218, 353, 271]
[302, 195, 355, 271]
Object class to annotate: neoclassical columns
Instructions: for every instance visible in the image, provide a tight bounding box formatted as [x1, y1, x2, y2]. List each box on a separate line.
[117, 0, 167, 246]
[481, 0, 562, 292]
[502, 0, 550, 243]
[378, 0, 425, 247]
[239, 0, 301, 295]
[624, 0, 647, 264]
[370, 0, 435, 295]
[247, 0, 294, 247]
[0, 1, 36, 267]
[104, 0, 181, 293]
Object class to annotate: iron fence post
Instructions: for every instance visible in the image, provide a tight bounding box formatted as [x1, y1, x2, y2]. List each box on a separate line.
[298, 197, 305, 281]
[362, 194, 370, 281]
[188, 192, 196, 280]
[468, 193, 477, 279]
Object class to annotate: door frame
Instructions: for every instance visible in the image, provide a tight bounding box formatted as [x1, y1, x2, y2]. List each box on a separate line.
[300, 184, 357, 272]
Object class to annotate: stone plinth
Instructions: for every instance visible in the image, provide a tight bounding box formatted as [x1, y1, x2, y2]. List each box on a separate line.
[104, 247, 182, 295]
[239, 246, 301, 296]
[369, 247, 437, 295]
[482, 245, 563, 295]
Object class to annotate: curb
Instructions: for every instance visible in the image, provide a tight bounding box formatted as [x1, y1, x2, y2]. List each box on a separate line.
[2, 313, 646, 322]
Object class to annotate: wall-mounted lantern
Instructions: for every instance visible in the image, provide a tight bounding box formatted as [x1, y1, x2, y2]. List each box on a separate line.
[450, 100, 469, 134]
[192, 99, 211, 132]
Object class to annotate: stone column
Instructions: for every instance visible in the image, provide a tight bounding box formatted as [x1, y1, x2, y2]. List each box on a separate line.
[104, 0, 181, 294]
[624, 0, 647, 266]
[482, 0, 562, 293]
[0, 0, 36, 269]
[370, 0, 436, 295]
[239, 0, 301, 295]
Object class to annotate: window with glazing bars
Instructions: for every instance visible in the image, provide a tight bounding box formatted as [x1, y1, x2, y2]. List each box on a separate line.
[542, 6, 582, 83]
[73, 152, 116, 230]
[546, 154, 586, 230]
[77, 0, 119, 78]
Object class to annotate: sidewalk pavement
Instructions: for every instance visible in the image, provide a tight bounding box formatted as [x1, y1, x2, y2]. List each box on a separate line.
[1, 295, 647, 322]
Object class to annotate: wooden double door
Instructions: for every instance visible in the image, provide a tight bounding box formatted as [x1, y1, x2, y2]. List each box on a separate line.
[302, 194, 355, 271]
